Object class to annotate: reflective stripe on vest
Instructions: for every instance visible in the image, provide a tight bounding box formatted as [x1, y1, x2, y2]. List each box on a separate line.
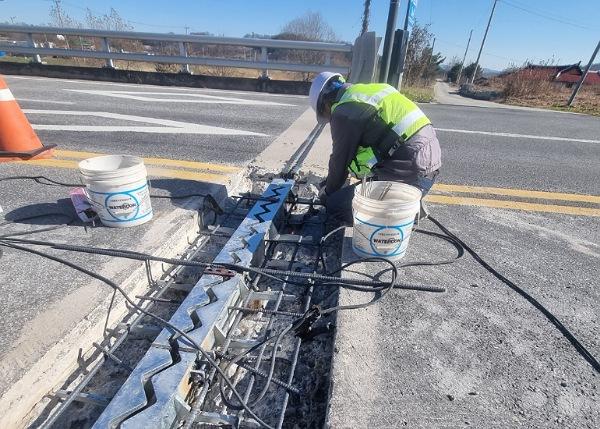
[332, 83, 431, 143]
[391, 108, 428, 138]
[344, 85, 397, 108]
[331, 83, 432, 178]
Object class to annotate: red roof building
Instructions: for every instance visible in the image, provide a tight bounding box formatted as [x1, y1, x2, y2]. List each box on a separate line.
[501, 63, 600, 86]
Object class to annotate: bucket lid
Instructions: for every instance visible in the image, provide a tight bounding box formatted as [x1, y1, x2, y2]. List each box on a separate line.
[79, 155, 145, 177]
[355, 181, 422, 203]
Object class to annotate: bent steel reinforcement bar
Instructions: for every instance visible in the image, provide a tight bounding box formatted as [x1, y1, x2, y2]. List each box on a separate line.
[92, 179, 294, 429]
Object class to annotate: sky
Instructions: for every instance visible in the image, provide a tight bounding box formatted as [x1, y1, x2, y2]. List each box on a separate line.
[2, 0, 599, 71]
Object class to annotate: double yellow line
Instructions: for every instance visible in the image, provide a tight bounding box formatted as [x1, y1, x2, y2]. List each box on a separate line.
[9, 150, 600, 217]
[13, 149, 241, 184]
[427, 184, 600, 217]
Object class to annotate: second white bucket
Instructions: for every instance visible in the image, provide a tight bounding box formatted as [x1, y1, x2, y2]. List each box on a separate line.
[79, 155, 153, 228]
[352, 181, 422, 261]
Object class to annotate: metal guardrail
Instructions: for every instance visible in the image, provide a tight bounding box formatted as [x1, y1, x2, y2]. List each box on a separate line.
[0, 25, 352, 75]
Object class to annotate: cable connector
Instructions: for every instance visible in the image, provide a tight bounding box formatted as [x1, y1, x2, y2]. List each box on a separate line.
[292, 305, 322, 339]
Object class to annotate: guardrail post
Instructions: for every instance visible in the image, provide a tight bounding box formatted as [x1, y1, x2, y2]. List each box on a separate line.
[101, 37, 115, 69]
[260, 47, 268, 78]
[179, 41, 191, 74]
[325, 52, 331, 66]
[26, 33, 42, 64]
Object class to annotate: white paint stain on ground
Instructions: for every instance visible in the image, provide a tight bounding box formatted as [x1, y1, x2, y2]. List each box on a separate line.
[66, 89, 296, 106]
[23, 109, 268, 136]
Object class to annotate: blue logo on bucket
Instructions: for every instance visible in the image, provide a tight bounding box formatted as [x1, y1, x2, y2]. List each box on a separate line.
[88, 183, 152, 223]
[354, 217, 414, 257]
[105, 192, 140, 220]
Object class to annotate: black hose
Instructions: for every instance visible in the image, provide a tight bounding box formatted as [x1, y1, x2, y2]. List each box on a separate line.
[428, 215, 600, 374]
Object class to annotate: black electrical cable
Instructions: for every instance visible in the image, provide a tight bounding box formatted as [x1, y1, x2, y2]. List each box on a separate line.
[1, 236, 444, 293]
[0, 175, 81, 187]
[0, 240, 276, 429]
[428, 215, 600, 374]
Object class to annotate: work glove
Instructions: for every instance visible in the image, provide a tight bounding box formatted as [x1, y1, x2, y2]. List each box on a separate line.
[318, 186, 328, 205]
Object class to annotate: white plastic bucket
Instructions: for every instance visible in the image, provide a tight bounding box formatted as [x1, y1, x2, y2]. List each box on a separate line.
[352, 181, 422, 262]
[78, 155, 153, 228]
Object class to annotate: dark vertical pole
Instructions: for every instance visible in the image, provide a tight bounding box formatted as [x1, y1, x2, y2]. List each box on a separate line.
[470, 0, 497, 84]
[379, 0, 400, 83]
[456, 29, 473, 85]
[397, 0, 413, 89]
[361, 0, 372, 36]
[567, 39, 600, 106]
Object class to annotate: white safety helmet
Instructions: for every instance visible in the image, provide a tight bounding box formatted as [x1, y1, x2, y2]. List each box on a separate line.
[309, 72, 345, 123]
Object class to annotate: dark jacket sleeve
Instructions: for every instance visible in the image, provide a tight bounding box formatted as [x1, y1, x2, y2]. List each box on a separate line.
[325, 104, 373, 195]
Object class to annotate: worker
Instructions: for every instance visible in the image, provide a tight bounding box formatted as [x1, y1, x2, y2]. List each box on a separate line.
[309, 72, 441, 225]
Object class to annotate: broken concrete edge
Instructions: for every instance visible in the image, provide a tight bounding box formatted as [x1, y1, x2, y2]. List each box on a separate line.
[0, 169, 249, 429]
[0, 62, 312, 95]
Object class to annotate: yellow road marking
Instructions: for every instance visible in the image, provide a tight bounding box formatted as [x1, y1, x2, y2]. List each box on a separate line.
[425, 195, 600, 217]
[54, 149, 240, 173]
[14, 159, 231, 183]
[432, 183, 600, 204]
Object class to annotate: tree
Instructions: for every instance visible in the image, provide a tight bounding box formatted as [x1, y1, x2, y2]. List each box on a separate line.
[447, 63, 462, 83]
[85, 7, 133, 32]
[463, 62, 483, 82]
[403, 24, 444, 86]
[280, 12, 337, 42]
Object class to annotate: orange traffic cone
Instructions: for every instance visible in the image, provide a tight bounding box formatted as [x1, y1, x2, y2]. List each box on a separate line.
[0, 75, 56, 162]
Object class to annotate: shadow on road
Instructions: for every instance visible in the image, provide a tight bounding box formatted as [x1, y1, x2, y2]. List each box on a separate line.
[2, 198, 79, 226]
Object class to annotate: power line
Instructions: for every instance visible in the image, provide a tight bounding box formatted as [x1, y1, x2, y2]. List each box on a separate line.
[435, 38, 521, 64]
[500, 0, 600, 32]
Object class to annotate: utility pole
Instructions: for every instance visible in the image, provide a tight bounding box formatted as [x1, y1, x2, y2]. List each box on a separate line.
[379, 0, 400, 83]
[567, 39, 600, 106]
[425, 37, 436, 78]
[360, 0, 372, 36]
[470, 0, 498, 84]
[456, 29, 473, 85]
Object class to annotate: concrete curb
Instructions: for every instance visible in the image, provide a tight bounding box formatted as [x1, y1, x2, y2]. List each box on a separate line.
[0, 62, 311, 95]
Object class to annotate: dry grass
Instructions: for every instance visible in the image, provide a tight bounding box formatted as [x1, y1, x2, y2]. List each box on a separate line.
[484, 73, 600, 116]
[400, 85, 434, 103]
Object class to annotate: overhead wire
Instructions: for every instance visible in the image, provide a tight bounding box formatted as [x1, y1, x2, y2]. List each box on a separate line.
[499, 0, 600, 32]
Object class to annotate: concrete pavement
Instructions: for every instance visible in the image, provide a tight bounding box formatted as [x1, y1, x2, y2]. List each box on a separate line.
[295, 93, 599, 427]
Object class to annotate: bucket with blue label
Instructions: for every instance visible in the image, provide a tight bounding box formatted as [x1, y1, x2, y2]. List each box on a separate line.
[79, 155, 153, 228]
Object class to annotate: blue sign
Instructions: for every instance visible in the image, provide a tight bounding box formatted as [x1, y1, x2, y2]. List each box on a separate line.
[408, 0, 418, 27]
[0, 51, 5, 57]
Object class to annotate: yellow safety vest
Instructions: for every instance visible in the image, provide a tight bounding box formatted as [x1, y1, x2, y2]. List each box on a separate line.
[331, 83, 431, 178]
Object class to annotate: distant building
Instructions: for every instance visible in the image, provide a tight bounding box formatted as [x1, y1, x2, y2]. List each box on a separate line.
[501, 63, 600, 87]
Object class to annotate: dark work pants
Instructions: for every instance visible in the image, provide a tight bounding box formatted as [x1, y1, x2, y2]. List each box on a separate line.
[325, 173, 438, 226]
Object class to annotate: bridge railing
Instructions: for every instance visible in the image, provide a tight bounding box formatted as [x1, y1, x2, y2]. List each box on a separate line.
[0, 25, 353, 76]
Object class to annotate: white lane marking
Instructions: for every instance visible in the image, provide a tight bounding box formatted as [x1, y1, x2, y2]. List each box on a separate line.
[5, 76, 306, 99]
[0, 88, 15, 101]
[23, 109, 268, 136]
[67, 89, 296, 106]
[17, 98, 75, 105]
[435, 128, 600, 144]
